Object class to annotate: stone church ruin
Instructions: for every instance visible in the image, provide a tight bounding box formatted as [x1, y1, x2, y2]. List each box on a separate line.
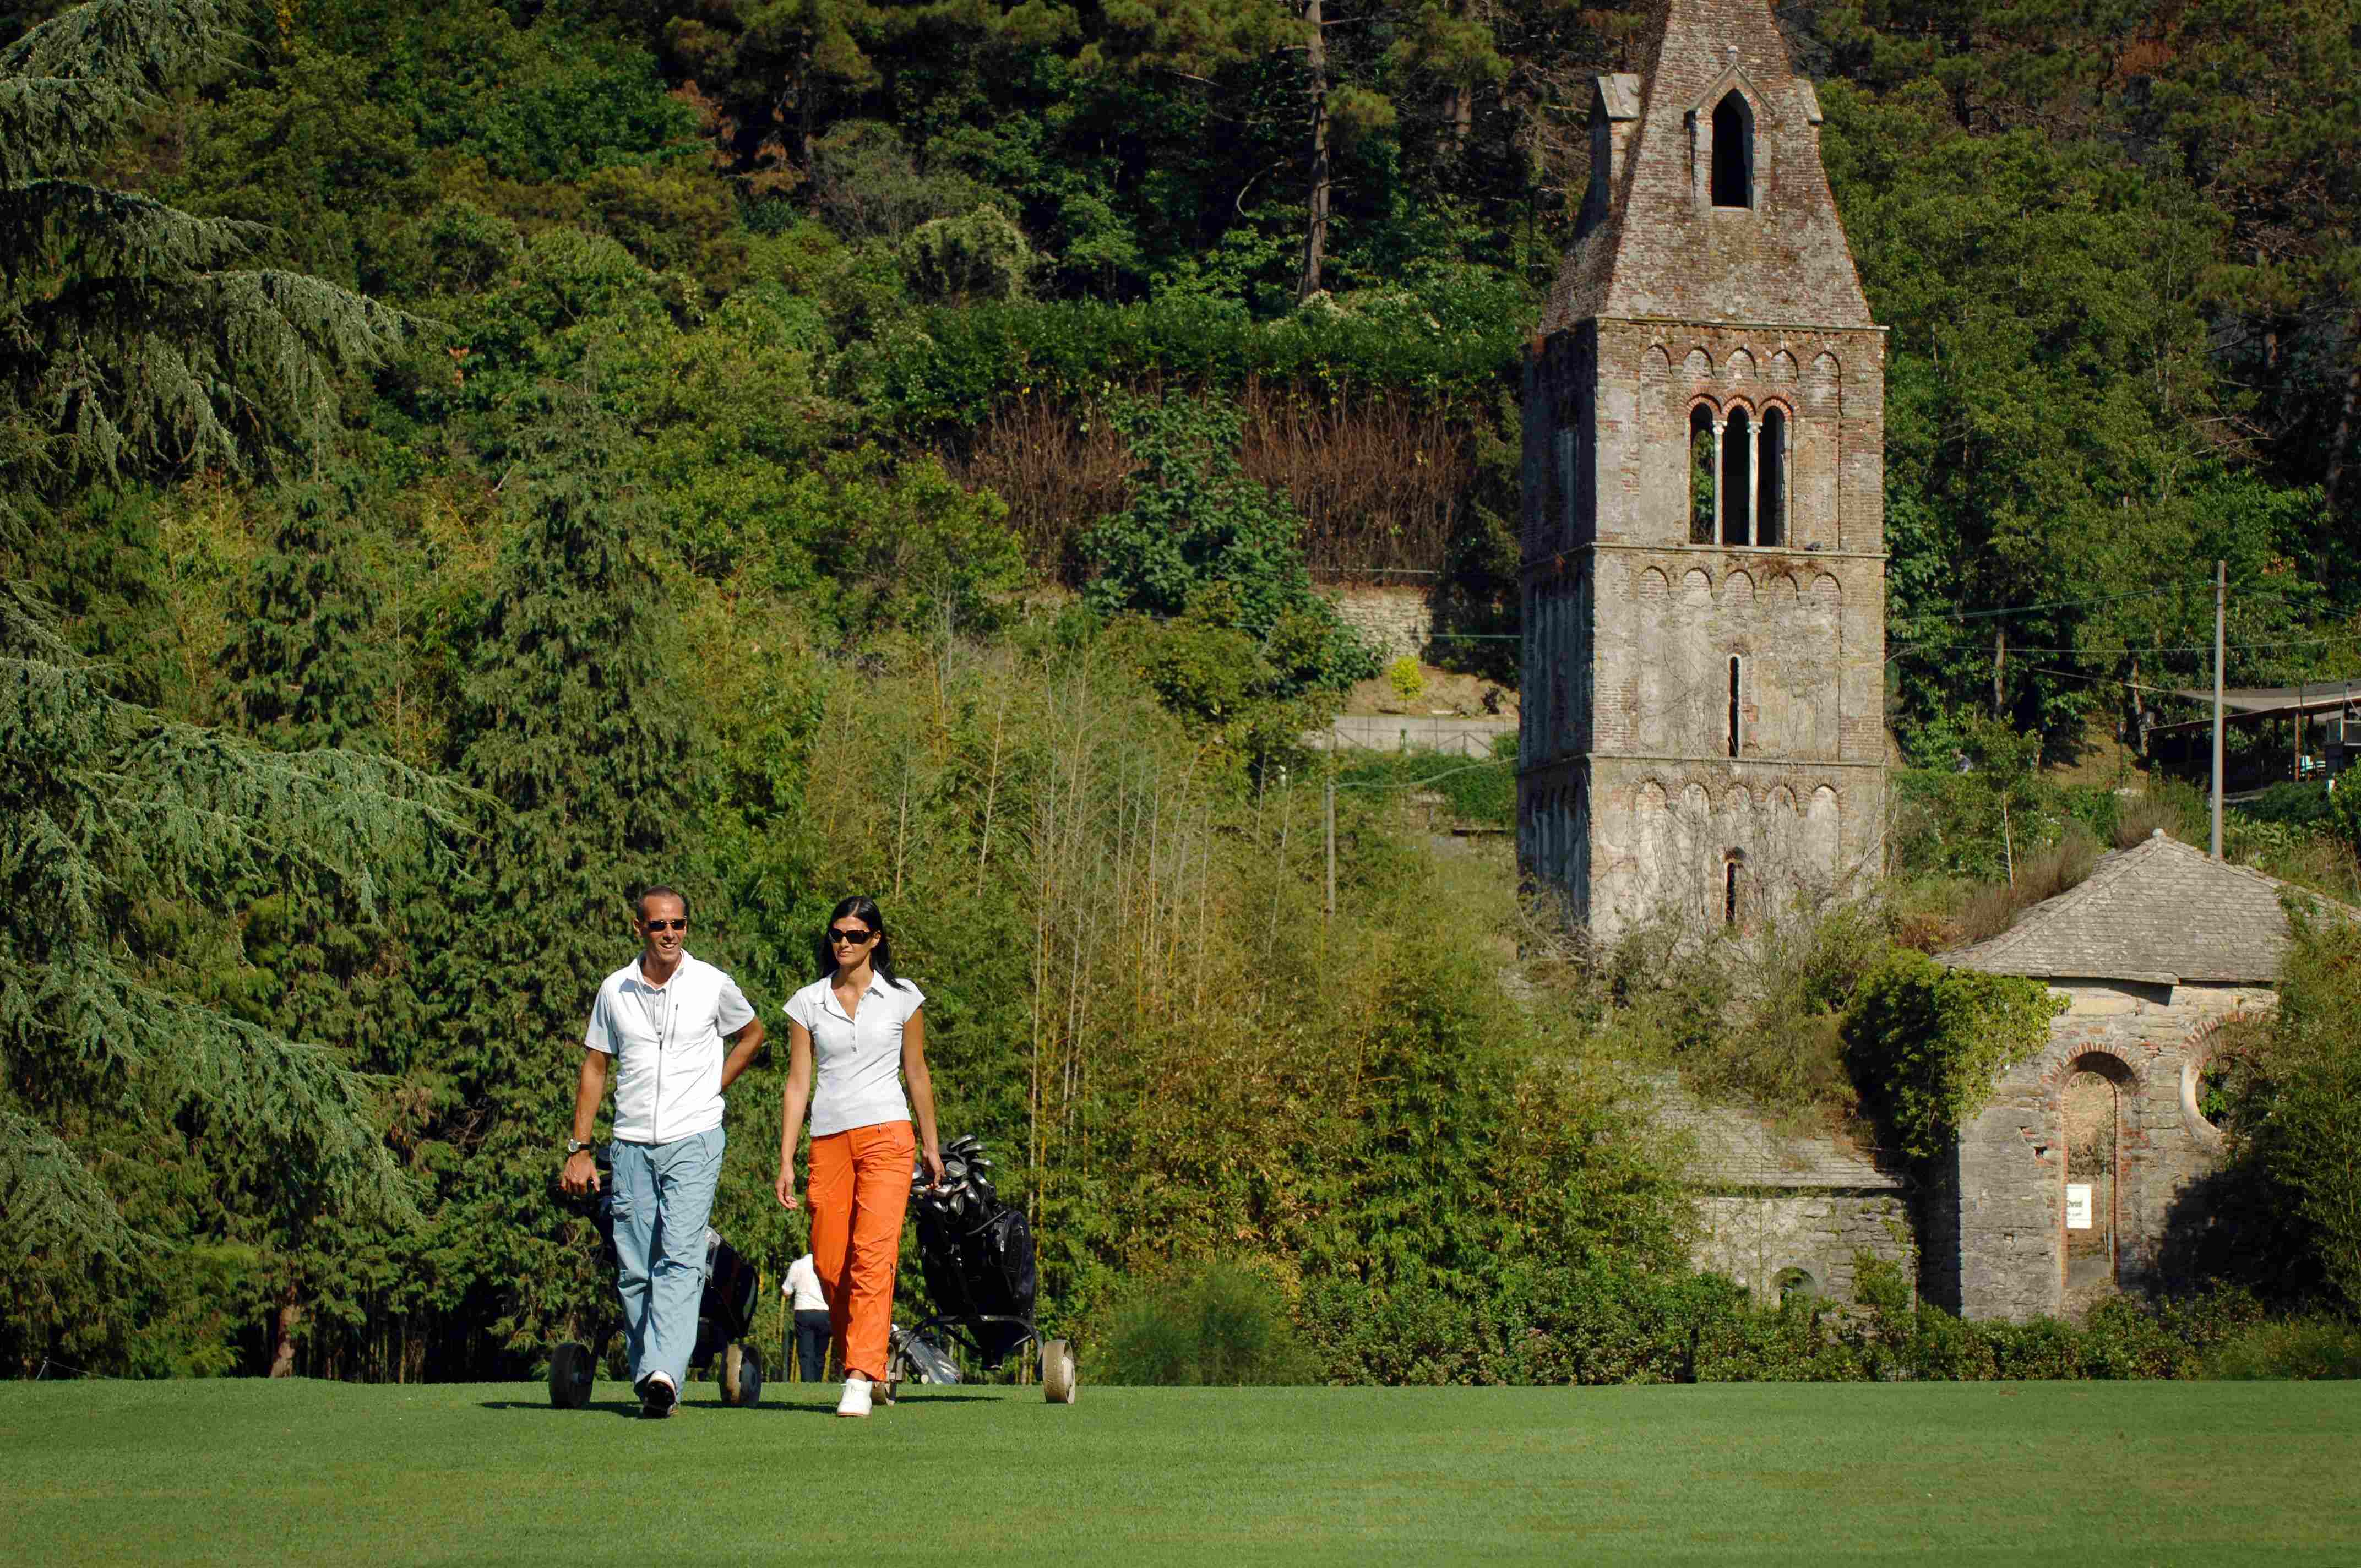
[1517, 1, 2338, 1321]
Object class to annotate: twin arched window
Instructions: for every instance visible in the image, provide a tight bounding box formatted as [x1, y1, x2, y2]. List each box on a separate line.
[1688, 399, 1787, 547]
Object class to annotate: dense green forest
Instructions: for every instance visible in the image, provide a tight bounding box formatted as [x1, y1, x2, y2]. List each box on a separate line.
[6, 0, 2360, 1382]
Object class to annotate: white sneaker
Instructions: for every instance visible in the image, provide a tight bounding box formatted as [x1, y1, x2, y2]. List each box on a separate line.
[835, 1373, 873, 1418]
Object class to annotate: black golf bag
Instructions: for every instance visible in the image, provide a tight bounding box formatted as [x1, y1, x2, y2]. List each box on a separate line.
[913, 1185, 1038, 1369]
[888, 1134, 1074, 1403]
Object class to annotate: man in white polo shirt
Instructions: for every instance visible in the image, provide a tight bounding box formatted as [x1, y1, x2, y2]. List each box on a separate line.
[561, 886, 765, 1418]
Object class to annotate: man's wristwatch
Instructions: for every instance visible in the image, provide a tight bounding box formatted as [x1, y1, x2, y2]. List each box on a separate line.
[565, 1139, 595, 1157]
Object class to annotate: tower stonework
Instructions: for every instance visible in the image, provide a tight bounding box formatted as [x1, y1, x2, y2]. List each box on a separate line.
[1520, 0, 1887, 940]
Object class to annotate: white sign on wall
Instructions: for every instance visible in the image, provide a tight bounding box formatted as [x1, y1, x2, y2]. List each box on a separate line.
[2065, 1184, 2094, 1231]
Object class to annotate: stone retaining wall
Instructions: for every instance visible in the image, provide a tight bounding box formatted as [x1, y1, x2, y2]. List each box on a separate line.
[1329, 586, 1435, 665]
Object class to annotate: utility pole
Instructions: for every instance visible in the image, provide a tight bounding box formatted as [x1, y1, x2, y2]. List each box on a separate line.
[2211, 559, 2225, 859]
[2295, 680, 2304, 785]
[1323, 767, 1336, 926]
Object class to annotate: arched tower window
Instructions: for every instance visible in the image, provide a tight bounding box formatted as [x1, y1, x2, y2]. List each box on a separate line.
[1727, 656, 1742, 757]
[1720, 405, 1751, 546]
[1711, 92, 1754, 209]
[1688, 405, 1716, 545]
[1723, 851, 1746, 927]
[1759, 406, 1787, 546]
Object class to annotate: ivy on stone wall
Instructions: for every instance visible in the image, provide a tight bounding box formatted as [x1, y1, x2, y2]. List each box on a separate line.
[1840, 951, 2065, 1160]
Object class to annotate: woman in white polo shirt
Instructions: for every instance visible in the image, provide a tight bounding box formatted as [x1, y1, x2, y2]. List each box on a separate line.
[775, 895, 945, 1417]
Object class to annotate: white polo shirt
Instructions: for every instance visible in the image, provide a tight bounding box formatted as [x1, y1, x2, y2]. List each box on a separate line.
[782, 1254, 826, 1312]
[584, 952, 756, 1145]
[783, 970, 925, 1137]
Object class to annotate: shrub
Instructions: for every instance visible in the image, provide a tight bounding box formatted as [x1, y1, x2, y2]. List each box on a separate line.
[2114, 788, 2186, 847]
[1083, 394, 1375, 697]
[2211, 908, 2361, 1306]
[2332, 783, 2361, 857]
[1386, 656, 1424, 701]
[900, 206, 1036, 307]
[1890, 765, 2121, 886]
[2203, 1319, 2361, 1380]
[1841, 950, 2064, 1159]
[872, 297, 1521, 437]
[2238, 781, 2337, 831]
[1660, 902, 1892, 1125]
[1336, 739, 1515, 829]
[1105, 1264, 1316, 1385]
[784, 447, 1028, 644]
[1952, 820, 2102, 945]
[807, 120, 994, 239]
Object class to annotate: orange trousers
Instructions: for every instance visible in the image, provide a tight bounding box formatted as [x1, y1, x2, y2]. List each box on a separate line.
[807, 1119, 914, 1381]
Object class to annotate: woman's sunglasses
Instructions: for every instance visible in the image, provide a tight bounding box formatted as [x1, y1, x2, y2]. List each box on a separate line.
[828, 927, 875, 946]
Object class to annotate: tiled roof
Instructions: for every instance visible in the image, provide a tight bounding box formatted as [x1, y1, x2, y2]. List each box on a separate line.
[1646, 1074, 1901, 1189]
[1940, 831, 2353, 984]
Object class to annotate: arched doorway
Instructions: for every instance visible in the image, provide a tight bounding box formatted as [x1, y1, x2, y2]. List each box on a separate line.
[2061, 1053, 2132, 1310]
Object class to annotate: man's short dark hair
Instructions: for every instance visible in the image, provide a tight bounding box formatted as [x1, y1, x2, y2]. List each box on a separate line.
[635, 885, 688, 920]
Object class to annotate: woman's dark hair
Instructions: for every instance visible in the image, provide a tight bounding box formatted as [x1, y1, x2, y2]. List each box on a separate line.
[813, 895, 915, 988]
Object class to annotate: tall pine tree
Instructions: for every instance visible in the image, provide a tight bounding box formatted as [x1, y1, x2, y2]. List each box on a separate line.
[1, 2, 443, 1374]
[423, 405, 703, 1367]
[216, 479, 444, 1376]
[2, 1, 411, 536]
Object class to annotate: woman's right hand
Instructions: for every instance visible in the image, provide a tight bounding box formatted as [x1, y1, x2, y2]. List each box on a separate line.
[775, 1166, 801, 1211]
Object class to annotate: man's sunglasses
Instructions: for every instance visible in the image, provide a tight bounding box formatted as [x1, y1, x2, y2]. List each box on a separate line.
[828, 927, 875, 946]
[642, 918, 687, 932]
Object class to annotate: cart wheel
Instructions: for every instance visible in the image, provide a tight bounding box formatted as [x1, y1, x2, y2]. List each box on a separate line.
[720, 1343, 763, 1408]
[1041, 1338, 1077, 1405]
[548, 1342, 594, 1410]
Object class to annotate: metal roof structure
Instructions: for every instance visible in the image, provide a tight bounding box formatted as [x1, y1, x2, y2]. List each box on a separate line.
[2147, 679, 2361, 739]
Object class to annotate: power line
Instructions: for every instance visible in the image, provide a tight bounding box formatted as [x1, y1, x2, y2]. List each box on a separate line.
[1892, 579, 2326, 627]
[1889, 581, 2197, 625]
[1892, 631, 2361, 661]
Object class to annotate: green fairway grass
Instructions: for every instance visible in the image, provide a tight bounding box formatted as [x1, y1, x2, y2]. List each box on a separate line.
[1, 1378, 2355, 1565]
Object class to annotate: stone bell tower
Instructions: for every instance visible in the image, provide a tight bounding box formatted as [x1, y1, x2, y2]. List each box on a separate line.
[1519, 0, 1887, 940]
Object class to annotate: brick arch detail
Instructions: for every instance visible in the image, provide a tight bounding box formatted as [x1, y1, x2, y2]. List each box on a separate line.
[2177, 1012, 2262, 1153]
[2037, 1039, 2142, 1095]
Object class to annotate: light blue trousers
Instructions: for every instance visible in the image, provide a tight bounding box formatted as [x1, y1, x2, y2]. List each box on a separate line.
[607, 1126, 725, 1392]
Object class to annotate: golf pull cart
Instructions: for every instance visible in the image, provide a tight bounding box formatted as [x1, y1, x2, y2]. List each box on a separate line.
[547, 1151, 769, 1410]
[881, 1134, 1077, 1406]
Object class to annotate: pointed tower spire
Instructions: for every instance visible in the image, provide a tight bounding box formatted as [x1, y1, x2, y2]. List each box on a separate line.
[1544, 0, 1873, 334]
